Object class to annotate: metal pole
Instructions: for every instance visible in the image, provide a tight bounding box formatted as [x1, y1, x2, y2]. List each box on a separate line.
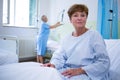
[108, 10, 113, 39]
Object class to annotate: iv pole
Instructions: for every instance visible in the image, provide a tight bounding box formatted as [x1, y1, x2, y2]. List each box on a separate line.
[108, 0, 113, 39]
[60, 9, 65, 24]
[108, 10, 113, 39]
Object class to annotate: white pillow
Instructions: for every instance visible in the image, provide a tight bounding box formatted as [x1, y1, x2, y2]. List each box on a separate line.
[0, 49, 18, 65]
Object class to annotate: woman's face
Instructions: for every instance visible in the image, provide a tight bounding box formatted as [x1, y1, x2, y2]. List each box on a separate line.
[70, 11, 87, 28]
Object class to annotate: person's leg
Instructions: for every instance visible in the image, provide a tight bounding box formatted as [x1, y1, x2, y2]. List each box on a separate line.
[37, 55, 44, 63]
[39, 55, 44, 63]
[37, 55, 39, 62]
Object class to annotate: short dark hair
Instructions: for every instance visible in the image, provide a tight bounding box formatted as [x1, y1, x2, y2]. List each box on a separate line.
[67, 4, 89, 19]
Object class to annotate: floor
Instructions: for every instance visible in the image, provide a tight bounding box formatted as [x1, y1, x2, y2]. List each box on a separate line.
[19, 56, 50, 63]
[19, 57, 37, 62]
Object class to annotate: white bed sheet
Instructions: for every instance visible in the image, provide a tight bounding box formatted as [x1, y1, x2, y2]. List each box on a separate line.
[0, 49, 18, 65]
[47, 39, 60, 52]
[105, 39, 120, 80]
[0, 62, 62, 80]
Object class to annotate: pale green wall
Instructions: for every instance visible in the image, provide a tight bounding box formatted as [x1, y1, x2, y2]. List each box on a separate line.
[49, 21, 97, 42]
[49, 23, 74, 42]
[86, 21, 96, 30]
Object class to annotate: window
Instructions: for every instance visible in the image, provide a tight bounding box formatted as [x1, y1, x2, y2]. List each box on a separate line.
[3, 0, 39, 27]
[3, 0, 8, 24]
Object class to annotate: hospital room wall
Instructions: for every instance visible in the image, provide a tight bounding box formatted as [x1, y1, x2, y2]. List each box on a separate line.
[49, 0, 98, 23]
[44, 0, 98, 41]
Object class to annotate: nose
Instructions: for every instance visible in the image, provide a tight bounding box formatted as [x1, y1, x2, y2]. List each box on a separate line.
[77, 16, 82, 20]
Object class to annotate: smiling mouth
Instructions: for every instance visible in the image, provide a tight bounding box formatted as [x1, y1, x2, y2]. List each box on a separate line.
[77, 22, 82, 24]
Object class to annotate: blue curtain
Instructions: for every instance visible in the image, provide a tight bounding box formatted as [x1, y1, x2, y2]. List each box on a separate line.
[97, 0, 118, 39]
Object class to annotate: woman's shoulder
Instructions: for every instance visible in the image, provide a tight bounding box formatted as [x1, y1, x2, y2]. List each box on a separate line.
[88, 29, 99, 33]
[88, 29, 101, 36]
[88, 29, 104, 42]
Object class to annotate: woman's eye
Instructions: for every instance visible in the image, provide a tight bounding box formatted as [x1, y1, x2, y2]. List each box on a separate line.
[81, 14, 85, 17]
[73, 14, 78, 17]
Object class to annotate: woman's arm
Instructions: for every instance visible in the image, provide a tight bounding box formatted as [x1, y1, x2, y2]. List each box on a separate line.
[82, 31, 110, 80]
[50, 22, 62, 29]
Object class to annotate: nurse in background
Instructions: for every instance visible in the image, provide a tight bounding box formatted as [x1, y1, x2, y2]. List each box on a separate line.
[44, 4, 110, 80]
[37, 15, 62, 63]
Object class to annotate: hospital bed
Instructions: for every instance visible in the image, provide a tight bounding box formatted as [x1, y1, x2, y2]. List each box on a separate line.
[0, 39, 120, 80]
[44, 39, 60, 63]
[0, 35, 19, 65]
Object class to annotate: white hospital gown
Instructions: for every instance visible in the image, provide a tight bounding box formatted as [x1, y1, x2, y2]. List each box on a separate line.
[50, 29, 110, 80]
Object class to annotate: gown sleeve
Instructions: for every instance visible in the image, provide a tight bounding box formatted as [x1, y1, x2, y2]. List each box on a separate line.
[82, 31, 110, 80]
[50, 37, 67, 69]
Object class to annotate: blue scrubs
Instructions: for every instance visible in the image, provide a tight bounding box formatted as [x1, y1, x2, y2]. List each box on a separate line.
[37, 22, 50, 56]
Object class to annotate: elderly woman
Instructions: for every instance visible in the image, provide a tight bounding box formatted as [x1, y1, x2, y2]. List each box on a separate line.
[44, 4, 110, 80]
[37, 15, 62, 63]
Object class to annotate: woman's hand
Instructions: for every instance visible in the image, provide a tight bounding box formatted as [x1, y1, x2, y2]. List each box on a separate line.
[56, 22, 63, 27]
[61, 68, 86, 78]
[50, 22, 62, 29]
[43, 63, 55, 68]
